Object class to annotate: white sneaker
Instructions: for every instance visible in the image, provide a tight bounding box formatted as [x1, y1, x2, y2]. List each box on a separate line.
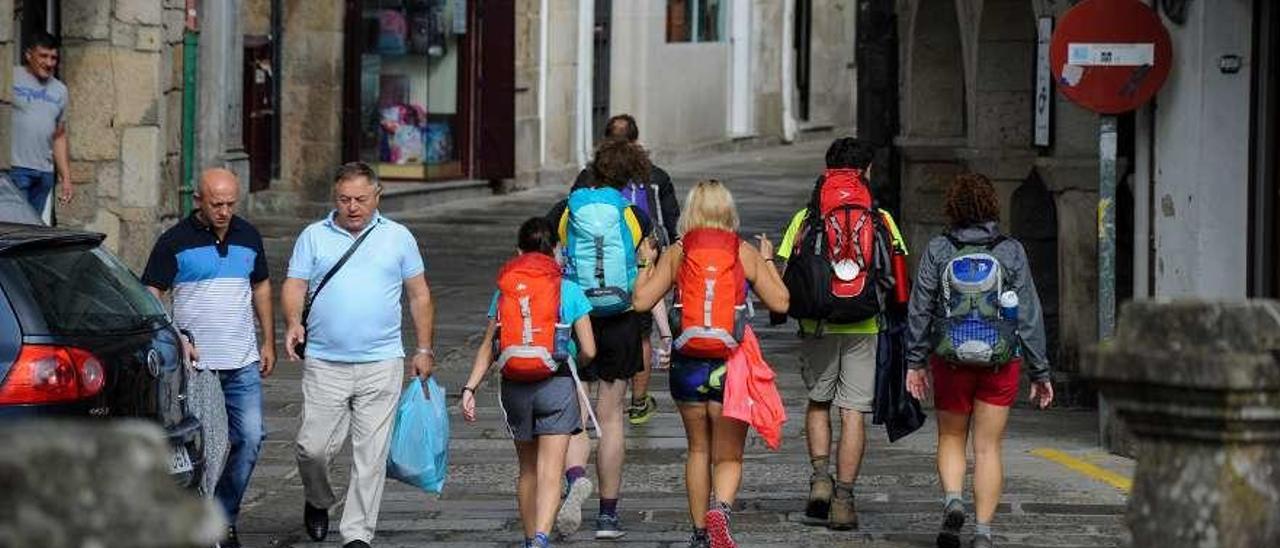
[555, 477, 593, 537]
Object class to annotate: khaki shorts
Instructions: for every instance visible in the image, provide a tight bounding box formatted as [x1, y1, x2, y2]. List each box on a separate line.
[799, 333, 878, 412]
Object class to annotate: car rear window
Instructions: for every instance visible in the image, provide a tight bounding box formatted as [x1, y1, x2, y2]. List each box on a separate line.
[1, 244, 170, 335]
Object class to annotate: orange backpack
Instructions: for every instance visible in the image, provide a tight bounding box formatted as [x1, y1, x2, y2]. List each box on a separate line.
[671, 228, 749, 359]
[495, 253, 569, 382]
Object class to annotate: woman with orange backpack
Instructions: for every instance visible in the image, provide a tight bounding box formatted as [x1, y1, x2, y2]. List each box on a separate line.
[632, 180, 790, 548]
[459, 217, 598, 548]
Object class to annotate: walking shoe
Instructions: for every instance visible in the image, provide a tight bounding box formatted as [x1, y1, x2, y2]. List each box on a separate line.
[218, 525, 240, 548]
[687, 528, 710, 548]
[304, 502, 329, 541]
[805, 472, 834, 521]
[555, 477, 593, 537]
[936, 498, 966, 548]
[971, 534, 994, 548]
[705, 502, 737, 548]
[342, 541, 371, 548]
[594, 513, 626, 540]
[627, 394, 658, 425]
[828, 489, 858, 530]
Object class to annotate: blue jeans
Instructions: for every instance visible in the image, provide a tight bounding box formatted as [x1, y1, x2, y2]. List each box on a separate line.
[215, 364, 265, 523]
[8, 167, 55, 213]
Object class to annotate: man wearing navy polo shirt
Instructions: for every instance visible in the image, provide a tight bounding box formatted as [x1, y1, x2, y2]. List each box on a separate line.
[142, 168, 275, 548]
[282, 162, 436, 548]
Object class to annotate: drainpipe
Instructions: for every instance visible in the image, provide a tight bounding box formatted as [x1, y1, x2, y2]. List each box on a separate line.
[781, 0, 798, 143]
[180, 0, 199, 216]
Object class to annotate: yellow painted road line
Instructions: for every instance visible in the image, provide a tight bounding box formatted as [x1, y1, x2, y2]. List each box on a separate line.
[1030, 448, 1132, 493]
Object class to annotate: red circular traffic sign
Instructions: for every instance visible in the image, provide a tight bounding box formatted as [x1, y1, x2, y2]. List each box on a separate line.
[1050, 0, 1173, 114]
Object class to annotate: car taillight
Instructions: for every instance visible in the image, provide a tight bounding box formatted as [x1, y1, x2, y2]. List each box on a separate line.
[0, 345, 107, 405]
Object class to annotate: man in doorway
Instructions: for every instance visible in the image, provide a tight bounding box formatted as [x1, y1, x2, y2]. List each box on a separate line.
[142, 168, 275, 548]
[10, 31, 72, 216]
[571, 114, 680, 426]
[283, 162, 436, 548]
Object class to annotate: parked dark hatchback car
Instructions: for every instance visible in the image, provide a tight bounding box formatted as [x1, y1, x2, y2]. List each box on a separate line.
[0, 221, 204, 488]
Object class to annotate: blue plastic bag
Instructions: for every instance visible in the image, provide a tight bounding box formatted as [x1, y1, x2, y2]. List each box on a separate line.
[387, 377, 449, 493]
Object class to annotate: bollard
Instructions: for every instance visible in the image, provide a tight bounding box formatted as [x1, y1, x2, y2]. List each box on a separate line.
[0, 419, 225, 548]
[1084, 300, 1280, 548]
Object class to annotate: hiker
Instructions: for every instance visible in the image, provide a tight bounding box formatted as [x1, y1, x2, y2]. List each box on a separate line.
[572, 114, 680, 426]
[633, 179, 790, 548]
[903, 173, 1054, 548]
[546, 137, 653, 540]
[459, 217, 598, 548]
[775, 137, 909, 530]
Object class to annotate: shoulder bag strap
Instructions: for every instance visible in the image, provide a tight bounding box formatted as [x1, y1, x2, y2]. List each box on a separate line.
[301, 224, 378, 326]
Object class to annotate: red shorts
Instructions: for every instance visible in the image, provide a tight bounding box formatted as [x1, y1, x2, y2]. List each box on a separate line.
[929, 356, 1022, 414]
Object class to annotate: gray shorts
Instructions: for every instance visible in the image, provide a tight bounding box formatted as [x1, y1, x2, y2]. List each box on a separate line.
[799, 333, 878, 412]
[499, 376, 582, 442]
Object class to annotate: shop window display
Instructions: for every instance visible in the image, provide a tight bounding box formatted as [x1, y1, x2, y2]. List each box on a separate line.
[357, 0, 464, 181]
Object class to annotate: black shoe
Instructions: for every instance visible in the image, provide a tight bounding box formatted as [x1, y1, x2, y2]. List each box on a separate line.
[936, 499, 966, 548]
[304, 502, 329, 541]
[343, 541, 371, 548]
[219, 525, 241, 548]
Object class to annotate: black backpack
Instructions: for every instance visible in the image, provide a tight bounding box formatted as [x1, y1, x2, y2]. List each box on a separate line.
[782, 176, 894, 328]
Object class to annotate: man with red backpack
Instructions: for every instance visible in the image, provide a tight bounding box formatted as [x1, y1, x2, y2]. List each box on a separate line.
[775, 138, 909, 531]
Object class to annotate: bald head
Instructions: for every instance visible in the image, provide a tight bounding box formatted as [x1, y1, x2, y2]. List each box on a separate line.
[194, 168, 240, 235]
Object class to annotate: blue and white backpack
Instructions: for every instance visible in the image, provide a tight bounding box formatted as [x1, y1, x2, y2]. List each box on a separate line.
[932, 235, 1019, 366]
[563, 187, 639, 316]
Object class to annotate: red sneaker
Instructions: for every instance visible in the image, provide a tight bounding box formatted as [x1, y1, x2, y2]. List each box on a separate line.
[705, 504, 737, 548]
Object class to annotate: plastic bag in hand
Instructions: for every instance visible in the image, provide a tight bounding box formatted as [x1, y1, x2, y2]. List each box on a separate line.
[387, 377, 450, 493]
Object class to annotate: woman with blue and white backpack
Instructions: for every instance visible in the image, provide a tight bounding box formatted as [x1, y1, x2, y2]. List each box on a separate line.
[903, 173, 1054, 548]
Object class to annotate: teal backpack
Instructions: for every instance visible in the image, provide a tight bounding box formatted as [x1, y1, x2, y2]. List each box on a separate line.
[564, 187, 638, 316]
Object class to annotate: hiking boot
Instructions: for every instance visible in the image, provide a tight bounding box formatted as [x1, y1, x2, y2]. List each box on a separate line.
[555, 477, 593, 537]
[594, 513, 626, 540]
[627, 394, 657, 425]
[828, 490, 858, 530]
[936, 498, 966, 548]
[970, 534, 994, 548]
[705, 502, 737, 548]
[805, 472, 834, 521]
[687, 529, 710, 548]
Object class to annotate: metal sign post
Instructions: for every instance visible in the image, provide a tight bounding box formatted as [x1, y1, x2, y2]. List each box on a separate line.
[1098, 116, 1118, 339]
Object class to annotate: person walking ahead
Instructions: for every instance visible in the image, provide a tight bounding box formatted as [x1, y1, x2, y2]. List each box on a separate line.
[283, 162, 437, 548]
[904, 173, 1054, 548]
[142, 168, 274, 548]
[460, 217, 598, 548]
[633, 179, 790, 548]
[775, 137, 908, 530]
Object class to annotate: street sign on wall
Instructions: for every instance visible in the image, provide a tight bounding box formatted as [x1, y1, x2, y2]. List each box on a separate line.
[1049, 0, 1173, 114]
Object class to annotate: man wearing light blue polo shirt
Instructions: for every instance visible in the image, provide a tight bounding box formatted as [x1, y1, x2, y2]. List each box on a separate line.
[282, 162, 436, 548]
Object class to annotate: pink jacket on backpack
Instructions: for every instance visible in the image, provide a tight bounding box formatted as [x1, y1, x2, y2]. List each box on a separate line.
[722, 326, 786, 450]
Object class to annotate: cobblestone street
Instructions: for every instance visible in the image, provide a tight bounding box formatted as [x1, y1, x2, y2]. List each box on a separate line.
[236, 141, 1133, 548]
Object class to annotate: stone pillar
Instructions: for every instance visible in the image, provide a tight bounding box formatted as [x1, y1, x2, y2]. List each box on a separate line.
[1085, 301, 1280, 548]
[0, 420, 224, 548]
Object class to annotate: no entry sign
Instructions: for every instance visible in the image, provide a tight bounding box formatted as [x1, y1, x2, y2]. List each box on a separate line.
[1050, 0, 1173, 114]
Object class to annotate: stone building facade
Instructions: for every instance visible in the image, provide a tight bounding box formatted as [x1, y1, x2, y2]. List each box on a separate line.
[0, 0, 187, 270]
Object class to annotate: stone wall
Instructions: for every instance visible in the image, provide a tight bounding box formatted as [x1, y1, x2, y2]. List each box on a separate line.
[806, 0, 856, 128]
[53, 0, 185, 272]
[514, 0, 542, 187]
[895, 0, 1101, 386]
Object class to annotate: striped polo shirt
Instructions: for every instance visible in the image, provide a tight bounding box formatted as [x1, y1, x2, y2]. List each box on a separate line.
[142, 213, 269, 370]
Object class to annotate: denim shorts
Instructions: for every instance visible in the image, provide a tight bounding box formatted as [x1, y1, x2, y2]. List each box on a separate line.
[668, 354, 726, 404]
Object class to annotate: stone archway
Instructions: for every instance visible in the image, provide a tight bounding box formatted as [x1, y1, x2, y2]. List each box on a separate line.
[972, 0, 1037, 149]
[903, 0, 965, 139]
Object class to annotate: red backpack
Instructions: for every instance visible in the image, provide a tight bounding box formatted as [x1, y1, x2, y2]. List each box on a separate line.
[494, 253, 568, 382]
[671, 229, 749, 359]
[782, 169, 882, 324]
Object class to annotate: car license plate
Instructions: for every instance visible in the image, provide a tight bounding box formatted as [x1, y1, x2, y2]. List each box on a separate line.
[169, 446, 193, 475]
